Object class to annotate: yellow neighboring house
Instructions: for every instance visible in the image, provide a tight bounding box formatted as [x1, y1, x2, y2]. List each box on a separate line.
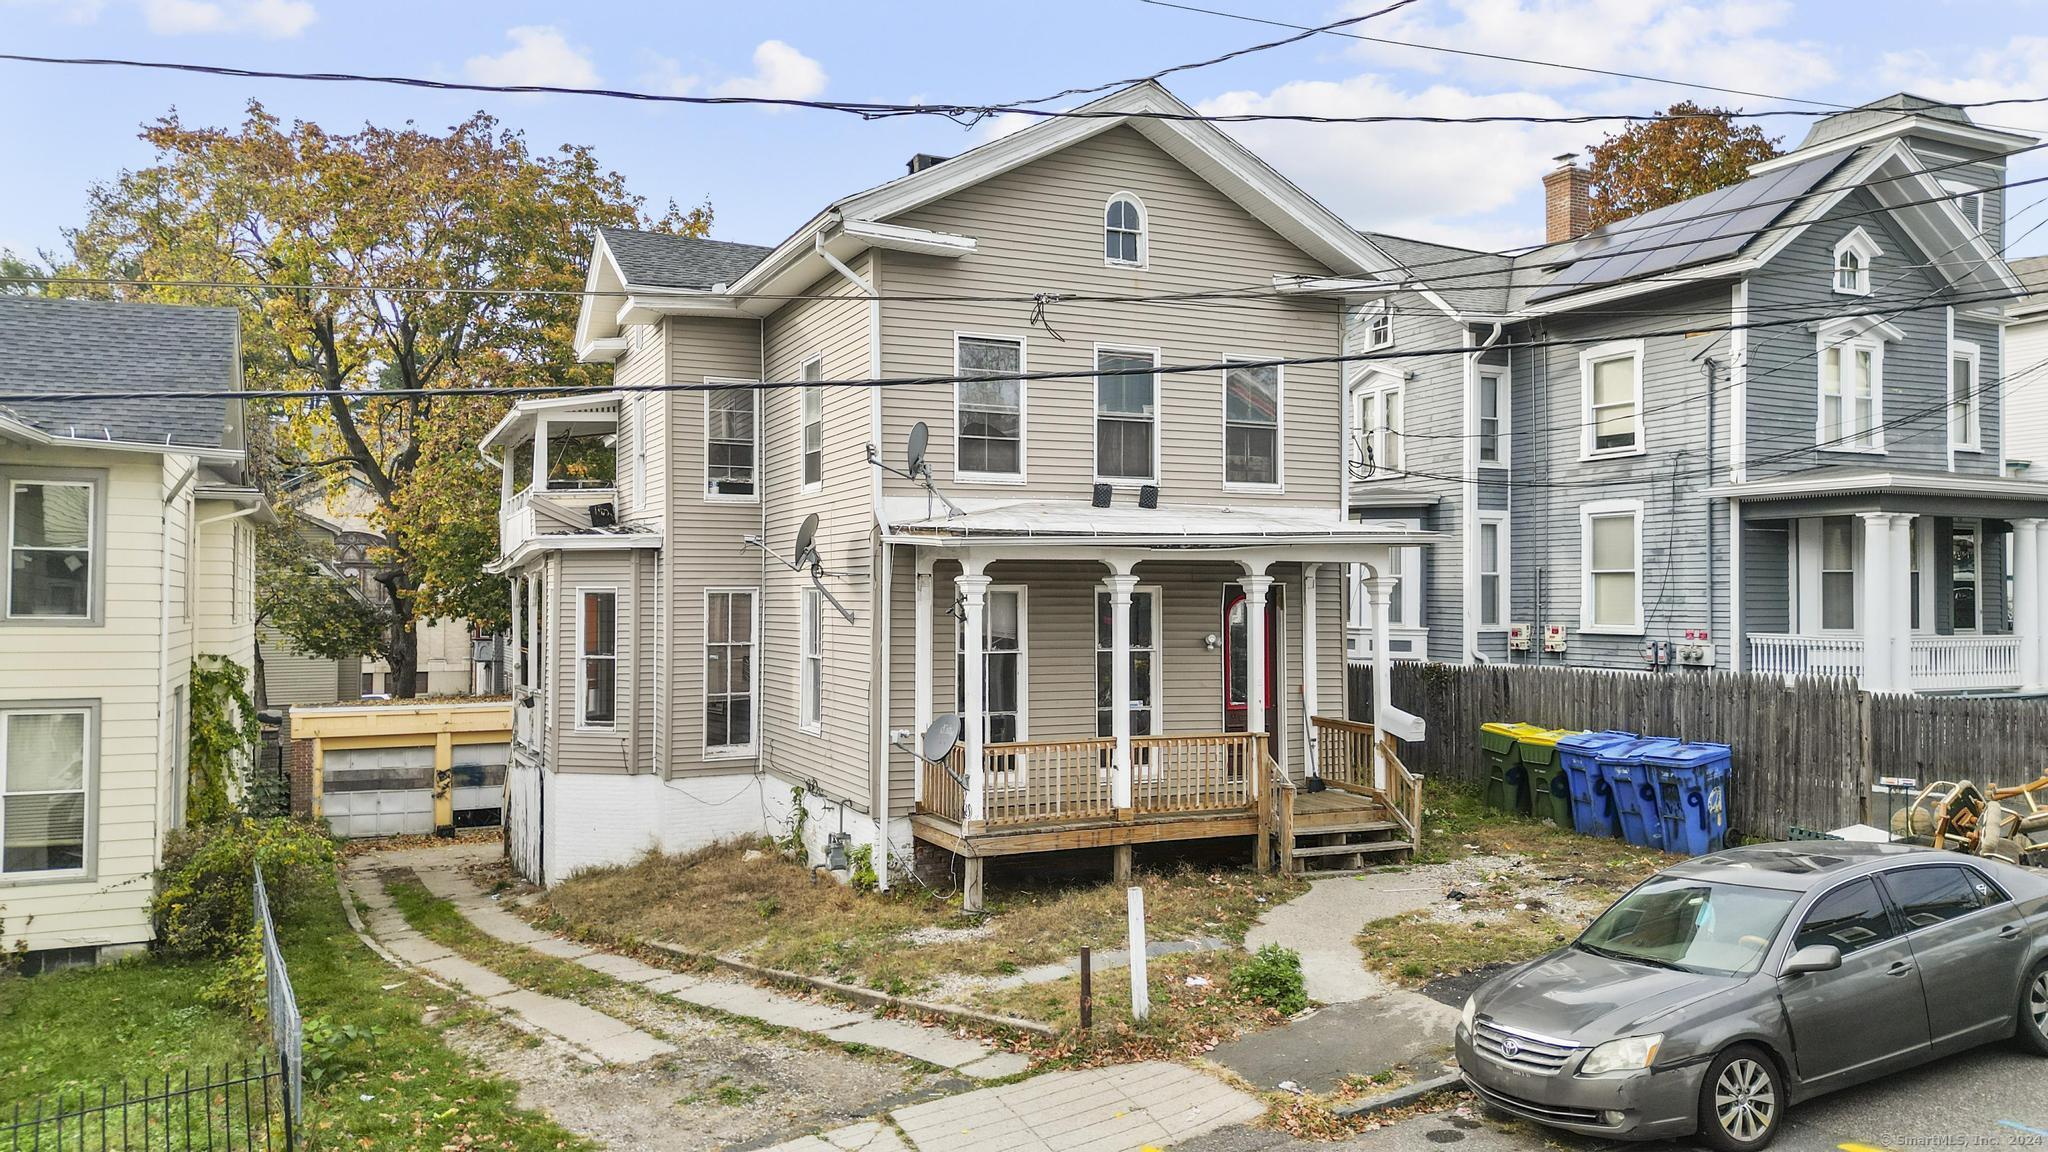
[0, 296, 264, 966]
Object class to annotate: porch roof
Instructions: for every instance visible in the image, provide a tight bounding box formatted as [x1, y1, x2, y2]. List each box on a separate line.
[883, 498, 1439, 554]
[1709, 467, 2048, 519]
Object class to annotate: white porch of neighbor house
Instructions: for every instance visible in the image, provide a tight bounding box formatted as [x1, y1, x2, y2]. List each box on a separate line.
[885, 500, 1436, 909]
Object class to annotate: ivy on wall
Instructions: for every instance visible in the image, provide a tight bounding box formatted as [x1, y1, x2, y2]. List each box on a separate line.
[188, 656, 260, 825]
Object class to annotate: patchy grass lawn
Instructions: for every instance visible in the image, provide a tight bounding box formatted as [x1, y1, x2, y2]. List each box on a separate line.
[0, 878, 588, 1152]
[1356, 784, 1674, 989]
[972, 950, 1293, 1066]
[539, 839, 1302, 1003]
[383, 873, 617, 1001]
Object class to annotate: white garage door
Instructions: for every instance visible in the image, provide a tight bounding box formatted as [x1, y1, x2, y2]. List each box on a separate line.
[323, 745, 435, 838]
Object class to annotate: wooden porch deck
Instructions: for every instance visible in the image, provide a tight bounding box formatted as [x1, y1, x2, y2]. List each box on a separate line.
[912, 718, 1425, 889]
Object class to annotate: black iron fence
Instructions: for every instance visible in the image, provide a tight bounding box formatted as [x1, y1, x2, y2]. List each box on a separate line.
[1, 1060, 291, 1150]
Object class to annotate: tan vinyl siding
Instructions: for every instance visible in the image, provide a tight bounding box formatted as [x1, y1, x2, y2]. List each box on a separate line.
[878, 125, 1341, 509]
[259, 629, 356, 706]
[550, 550, 640, 775]
[614, 325, 667, 530]
[758, 260, 873, 807]
[663, 316, 766, 773]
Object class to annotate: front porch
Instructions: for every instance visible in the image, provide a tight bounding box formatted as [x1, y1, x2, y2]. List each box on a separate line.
[885, 499, 1437, 909]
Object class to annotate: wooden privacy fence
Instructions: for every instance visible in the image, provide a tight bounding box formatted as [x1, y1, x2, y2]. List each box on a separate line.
[1347, 662, 2048, 841]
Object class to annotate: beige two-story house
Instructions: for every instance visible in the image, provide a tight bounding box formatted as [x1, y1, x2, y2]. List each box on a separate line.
[0, 297, 262, 966]
[487, 83, 1435, 902]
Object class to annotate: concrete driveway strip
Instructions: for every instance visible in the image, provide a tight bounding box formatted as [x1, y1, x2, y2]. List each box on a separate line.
[887, 1061, 1263, 1152]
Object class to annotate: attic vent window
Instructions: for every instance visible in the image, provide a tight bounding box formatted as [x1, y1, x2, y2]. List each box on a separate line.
[1105, 193, 1146, 267]
[1832, 227, 1882, 297]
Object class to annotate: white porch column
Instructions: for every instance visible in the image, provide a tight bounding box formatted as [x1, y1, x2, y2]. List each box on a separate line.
[2019, 518, 2045, 691]
[1364, 570, 1396, 791]
[912, 553, 934, 803]
[1888, 514, 1914, 690]
[1104, 571, 1139, 813]
[1858, 512, 1896, 693]
[1241, 572, 1275, 743]
[2037, 524, 2048, 690]
[957, 571, 991, 824]
[1303, 565, 1321, 777]
[530, 419, 549, 491]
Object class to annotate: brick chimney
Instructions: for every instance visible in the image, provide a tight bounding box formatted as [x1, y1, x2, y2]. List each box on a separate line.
[1543, 153, 1592, 243]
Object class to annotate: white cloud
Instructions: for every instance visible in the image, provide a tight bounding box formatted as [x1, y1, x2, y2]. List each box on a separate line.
[464, 25, 599, 89]
[710, 40, 827, 102]
[1879, 38, 2048, 136]
[139, 0, 312, 36]
[1, 0, 106, 23]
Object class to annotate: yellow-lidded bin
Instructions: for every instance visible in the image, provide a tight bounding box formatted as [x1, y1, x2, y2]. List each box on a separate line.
[1515, 727, 1582, 829]
[1480, 721, 1549, 813]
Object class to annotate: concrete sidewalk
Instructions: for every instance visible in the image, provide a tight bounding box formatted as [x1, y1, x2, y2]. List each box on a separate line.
[761, 1062, 1266, 1152]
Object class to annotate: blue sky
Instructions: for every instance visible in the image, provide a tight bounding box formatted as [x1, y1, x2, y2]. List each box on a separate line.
[4, 0, 2047, 264]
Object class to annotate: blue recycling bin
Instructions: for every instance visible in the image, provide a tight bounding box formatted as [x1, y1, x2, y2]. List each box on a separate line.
[1557, 730, 1638, 839]
[1644, 741, 1733, 856]
[1601, 738, 1684, 850]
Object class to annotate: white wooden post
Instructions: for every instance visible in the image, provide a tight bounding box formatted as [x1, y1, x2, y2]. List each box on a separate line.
[531, 419, 550, 491]
[1888, 514, 1914, 689]
[1105, 572, 1138, 812]
[2018, 518, 2043, 691]
[1303, 565, 1321, 777]
[913, 553, 934, 802]
[2036, 524, 2048, 691]
[1365, 570, 1395, 790]
[1242, 573, 1273, 739]
[1858, 512, 1896, 693]
[1126, 885, 1150, 1021]
[957, 572, 990, 825]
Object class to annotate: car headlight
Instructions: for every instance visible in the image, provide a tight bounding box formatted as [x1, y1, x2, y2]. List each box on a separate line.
[1459, 995, 1478, 1035]
[1579, 1034, 1664, 1075]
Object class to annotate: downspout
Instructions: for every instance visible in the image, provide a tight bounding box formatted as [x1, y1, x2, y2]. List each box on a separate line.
[1703, 357, 1719, 669]
[158, 459, 201, 854]
[1535, 323, 1551, 664]
[1464, 323, 1505, 665]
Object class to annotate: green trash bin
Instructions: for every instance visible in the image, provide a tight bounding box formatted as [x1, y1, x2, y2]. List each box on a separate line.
[1516, 728, 1580, 830]
[1480, 722, 1546, 813]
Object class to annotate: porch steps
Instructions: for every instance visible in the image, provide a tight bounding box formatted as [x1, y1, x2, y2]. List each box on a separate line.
[1289, 838, 1411, 858]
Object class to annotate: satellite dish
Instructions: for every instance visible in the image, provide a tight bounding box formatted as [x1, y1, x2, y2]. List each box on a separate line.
[794, 513, 820, 570]
[921, 713, 962, 764]
[907, 421, 930, 478]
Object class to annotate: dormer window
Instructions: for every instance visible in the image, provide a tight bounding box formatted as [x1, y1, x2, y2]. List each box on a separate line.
[1104, 193, 1146, 267]
[1361, 300, 1393, 350]
[1833, 227, 1882, 296]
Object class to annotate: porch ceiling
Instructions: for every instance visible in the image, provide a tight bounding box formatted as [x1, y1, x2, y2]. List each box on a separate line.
[882, 497, 1438, 559]
[1711, 467, 2048, 521]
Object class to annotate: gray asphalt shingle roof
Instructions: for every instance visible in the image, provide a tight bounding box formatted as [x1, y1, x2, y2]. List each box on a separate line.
[598, 227, 775, 290]
[0, 296, 239, 449]
[1361, 232, 1515, 317]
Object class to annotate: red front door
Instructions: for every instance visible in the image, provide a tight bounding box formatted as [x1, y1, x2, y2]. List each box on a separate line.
[1223, 584, 1282, 764]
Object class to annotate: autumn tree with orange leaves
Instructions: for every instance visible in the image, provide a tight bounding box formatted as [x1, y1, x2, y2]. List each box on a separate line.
[1585, 102, 1783, 227]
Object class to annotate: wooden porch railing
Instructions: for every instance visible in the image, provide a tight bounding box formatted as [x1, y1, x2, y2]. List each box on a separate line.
[984, 738, 1116, 826]
[1381, 734, 1424, 842]
[1310, 715, 1377, 792]
[1133, 732, 1265, 814]
[920, 744, 967, 824]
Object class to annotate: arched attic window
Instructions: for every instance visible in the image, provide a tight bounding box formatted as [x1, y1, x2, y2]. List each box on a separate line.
[1104, 193, 1146, 267]
[1833, 227, 1882, 296]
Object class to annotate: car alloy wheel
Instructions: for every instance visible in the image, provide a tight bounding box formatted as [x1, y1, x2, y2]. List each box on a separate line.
[1713, 1057, 1777, 1145]
[2032, 971, 2047, 1032]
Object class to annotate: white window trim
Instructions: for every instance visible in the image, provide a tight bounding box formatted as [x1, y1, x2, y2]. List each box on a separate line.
[1815, 329, 1887, 454]
[1949, 339, 1982, 452]
[1350, 369, 1405, 480]
[0, 703, 95, 883]
[1477, 367, 1510, 468]
[798, 587, 824, 735]
[1477, 512, 1509, 631]
[1939, 179, 1985, 231]
[1580, 499, 1645, 636]
[1095, 584, 1164, 737]
[1091, 343, 1163, 487]
[955, 584, 1029, 742]
[1832, 227, 1883, 296]
[702, 587, 758, 758]
[1361, 300, 1394, 351]
[574, 586, 618, 731]
[1103, 191, 1148, 269]
[703, 380, 763, 503]
[4, 474, 102, 626]
[799, 355, 824, 494]
[1221, 357, 1284, 492]
[952, 331, 1029, 485]
[1578, 340, 1646, 460]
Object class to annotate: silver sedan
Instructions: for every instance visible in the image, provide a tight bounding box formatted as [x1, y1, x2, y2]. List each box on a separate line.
[1454, 842, 2048, 1151]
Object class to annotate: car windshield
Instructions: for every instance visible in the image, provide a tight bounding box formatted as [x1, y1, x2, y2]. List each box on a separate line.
[1577, 877, 1800, 977]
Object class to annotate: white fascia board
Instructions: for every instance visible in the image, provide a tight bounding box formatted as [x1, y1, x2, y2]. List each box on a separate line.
[488, 532, 662, 573]
[575, 336, 630, 364]
[573, 232, 627, 351]
[1272, 275, 1401, 296]
[1705, 469, 2048, 501]
[1749, 115, 2036, 177]
[837, 217, 976, 257]
[478, 392, 621, 452]
[0, 409, 242, 462]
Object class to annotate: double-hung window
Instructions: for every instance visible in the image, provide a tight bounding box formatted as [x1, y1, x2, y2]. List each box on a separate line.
[1581, 342, 1643, 457]
[1949, 340, 1981, 452]
[8, 479, 95, 620]
[706, 385, 760, 498]
[1, 707, 90, 877]
[1582, 501, 1643, 633]
[1819, 335, 1881, 451]
[1094, 586, 1159, 738]
[1360, 301, 1393, 351]
[1223, 362, 1280, 487]
[956, 336, 1025, 480]
[800, 358, 824, 490]
[1478, 515, 1508, 628]
[1095, 348, 1158, 483]
[1351, 373, 1403, 477]
[1820, 516, 1856, 631]
[799, 588, 823, 733]
[957, 588, 1024, 744]
[1104, 194, 1145, 266]
[577, 589, 616, 728]
[1477, 368, 1509, 466]
[705, 590, 756, 753]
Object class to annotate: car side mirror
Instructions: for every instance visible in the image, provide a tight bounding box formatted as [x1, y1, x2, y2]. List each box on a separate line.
[1780, 944, 1842, 978]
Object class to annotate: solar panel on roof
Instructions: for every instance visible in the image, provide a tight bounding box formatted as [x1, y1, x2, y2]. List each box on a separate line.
[1528, 152, 1847, 302]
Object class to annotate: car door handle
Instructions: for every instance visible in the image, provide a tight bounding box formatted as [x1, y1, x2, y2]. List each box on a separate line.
[1998, 924, 2023, 940]
[1886, 961, 1915, 977]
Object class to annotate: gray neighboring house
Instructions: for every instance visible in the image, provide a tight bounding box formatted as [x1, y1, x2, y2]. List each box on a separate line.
[2003, 255, 2048, 481]
[1350, 94, 2048, 695]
